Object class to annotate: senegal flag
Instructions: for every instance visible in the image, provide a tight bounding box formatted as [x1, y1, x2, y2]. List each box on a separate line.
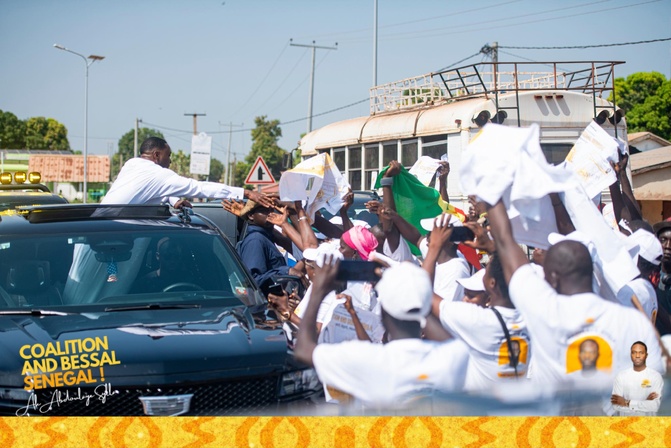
[374, 165, 468, 253]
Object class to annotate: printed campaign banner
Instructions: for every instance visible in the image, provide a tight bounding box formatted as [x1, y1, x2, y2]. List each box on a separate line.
[279, 153, 350, 221]
[563, 122, 619, 199]
[189, 132, 212, 176]
[319, 304, 385, 344]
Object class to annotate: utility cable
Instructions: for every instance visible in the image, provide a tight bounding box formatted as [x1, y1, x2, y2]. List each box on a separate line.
[500, 37, 671, 50]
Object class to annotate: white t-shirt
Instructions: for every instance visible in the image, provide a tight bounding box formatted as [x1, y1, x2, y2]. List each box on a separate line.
[616, 278, 658, 323]
[611, 367, 664, 416]
[438, 301, 531, 391]
[103, 158, 244, 205]
[294, 284, 338, 324]
[383, 237, 419, 265]
[509, 264, 664, 387]
[434, 257, 471, 302]
[312, 338, 469, 407]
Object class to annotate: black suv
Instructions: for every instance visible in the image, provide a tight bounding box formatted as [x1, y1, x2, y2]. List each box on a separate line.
[0, 205, 320, 416]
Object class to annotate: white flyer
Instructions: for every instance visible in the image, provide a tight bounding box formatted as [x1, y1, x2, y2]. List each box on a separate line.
[563, 122, 619, 199]
[279, 153, 350, 221]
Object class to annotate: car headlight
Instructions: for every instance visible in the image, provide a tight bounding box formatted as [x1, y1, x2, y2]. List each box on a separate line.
[278, 369, 321, 397]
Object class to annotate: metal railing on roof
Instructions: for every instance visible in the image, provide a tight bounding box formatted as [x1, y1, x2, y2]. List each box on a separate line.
[369, 61, 624, 115]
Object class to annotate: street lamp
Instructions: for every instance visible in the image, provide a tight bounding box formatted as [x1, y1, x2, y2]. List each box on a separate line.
[53, 44, 105, 203]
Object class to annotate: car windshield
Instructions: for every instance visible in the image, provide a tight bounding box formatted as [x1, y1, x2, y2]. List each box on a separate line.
[0, 228, 262, 311]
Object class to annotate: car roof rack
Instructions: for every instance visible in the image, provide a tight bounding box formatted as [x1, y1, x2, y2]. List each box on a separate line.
[0, 184, 50, 192]
[15, 204, 174, 224]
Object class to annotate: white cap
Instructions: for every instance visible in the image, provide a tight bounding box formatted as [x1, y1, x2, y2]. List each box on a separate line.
[302, 248, 319, 262]
[456, 269, 486, 292]
[628, 229, 663, 265]
[375, 262, 433, 327]
[420, 213, 463, 232]
[329, 216, 371, 229]
[303, 243, 343, 267]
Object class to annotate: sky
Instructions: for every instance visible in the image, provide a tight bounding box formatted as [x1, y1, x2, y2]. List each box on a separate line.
[1, 0, 670, 166]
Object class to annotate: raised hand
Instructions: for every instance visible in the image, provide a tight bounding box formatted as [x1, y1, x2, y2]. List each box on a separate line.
[244, 189, 274, 208]
[365, 200, 382, 214]
[221, 198, 245, 216]
[462, 221, 496, 254]
[385, 160, 401, 178]
[428, 214, 454, 250]
[311, 255, 341, 300]
[267, 205, 288, 226]
[437, 161, 450, 180]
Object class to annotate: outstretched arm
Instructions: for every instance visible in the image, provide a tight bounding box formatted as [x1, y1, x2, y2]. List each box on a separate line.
[437, 161, 450, 203]
[486, 200, 529, 285]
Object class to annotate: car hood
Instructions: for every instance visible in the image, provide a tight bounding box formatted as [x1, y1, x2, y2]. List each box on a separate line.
[0, 306, 291, 388]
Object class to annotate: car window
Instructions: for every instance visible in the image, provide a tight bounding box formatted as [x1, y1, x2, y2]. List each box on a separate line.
[0, 228, 261, 310]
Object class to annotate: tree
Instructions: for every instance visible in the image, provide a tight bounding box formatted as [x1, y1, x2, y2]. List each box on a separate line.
[197, 158, 225, 182]
[24, 117, 70, 150]
[246, 116, 287, 183]
[0, 110, 26, 149]
[44, 118, 70, 150]
[610, 72, 671, 140]
[170, 149, 192, 177]
[113, 127, 165, 179]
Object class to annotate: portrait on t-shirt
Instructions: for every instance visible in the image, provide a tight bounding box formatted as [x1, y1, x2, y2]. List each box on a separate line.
[565, 334, 613, 375]
[496, 335, 530, 378]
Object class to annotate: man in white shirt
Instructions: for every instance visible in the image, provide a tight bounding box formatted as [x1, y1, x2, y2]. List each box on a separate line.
[103, 137, 271, 207]
[295, 259, 469, 409]
[486, 199, 664, 389]
[611, 341, 663, 416]
[433, 251, 531, 392]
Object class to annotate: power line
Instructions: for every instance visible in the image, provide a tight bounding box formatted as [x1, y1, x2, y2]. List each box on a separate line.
[279, 98, 368, 126]
[435, 52, 483, 72]
[143, 97, 369, 135]
[500, 37, 671, 50]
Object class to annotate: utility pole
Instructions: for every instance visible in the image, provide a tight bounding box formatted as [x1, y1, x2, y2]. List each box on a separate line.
[218, 121, 243, 185]
[373, 0, 378, 87]
[184, 113, 206, 135]
[133, 117, 142, 158]
[290, 40, 337, 134]
[492, 41, 498, 64]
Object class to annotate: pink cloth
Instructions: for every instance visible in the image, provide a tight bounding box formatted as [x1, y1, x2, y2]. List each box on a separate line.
[342, 226, 378, 261]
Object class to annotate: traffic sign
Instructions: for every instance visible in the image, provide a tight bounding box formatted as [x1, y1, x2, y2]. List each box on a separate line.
[244, 156, 276, 185]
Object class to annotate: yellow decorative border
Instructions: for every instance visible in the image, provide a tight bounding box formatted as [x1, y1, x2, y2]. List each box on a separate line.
[2, 416, 670, 447]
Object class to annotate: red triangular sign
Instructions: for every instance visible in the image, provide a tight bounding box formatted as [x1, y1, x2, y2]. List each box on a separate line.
[245, 156, 276, 185]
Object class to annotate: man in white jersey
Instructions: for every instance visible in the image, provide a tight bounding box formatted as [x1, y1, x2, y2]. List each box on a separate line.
[611, 341, 663, 416]
[103, 137, 271, 207]
[485, 199, 663, 390]
[295, 259, 469, 408]
[434, 253, 531, 391]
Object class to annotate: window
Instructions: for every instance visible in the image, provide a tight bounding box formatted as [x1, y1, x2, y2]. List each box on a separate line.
[348, 146, 362, 190]
[349, 170, 362, 190]
[401, 139, 418, 168]
[364, 144, 379, 190]
[382, 141, 398, 166]
[540, 143, 574, 165]
[332, 148, 345, 171]
[421, 134, 447, 160]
